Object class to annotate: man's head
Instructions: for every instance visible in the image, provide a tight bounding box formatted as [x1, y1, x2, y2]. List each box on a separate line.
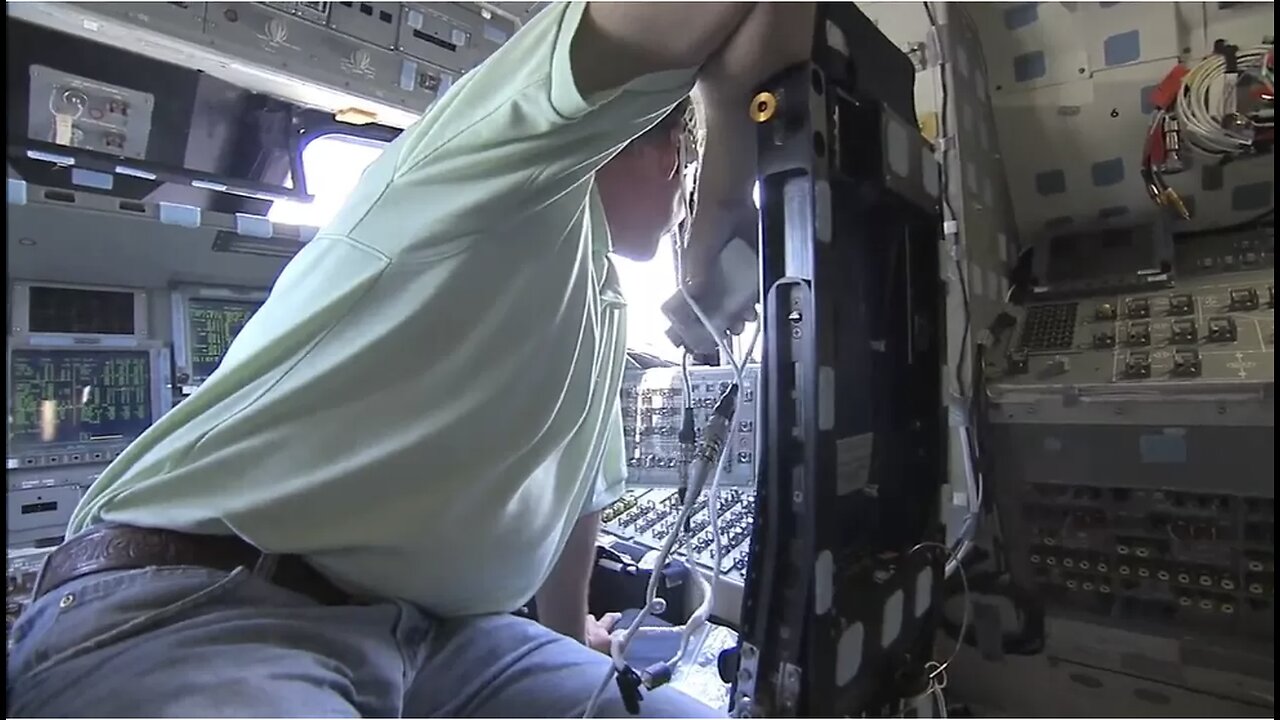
[596, 98, 699, 261]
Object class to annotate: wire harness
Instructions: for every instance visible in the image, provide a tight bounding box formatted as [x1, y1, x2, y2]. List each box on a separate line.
[1142, 41, 1274, 219]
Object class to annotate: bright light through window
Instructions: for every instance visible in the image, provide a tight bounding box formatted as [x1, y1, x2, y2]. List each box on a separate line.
[268, 135, 387, 228]
[615, 236, 761, 365]
[613, 236, 681, 362]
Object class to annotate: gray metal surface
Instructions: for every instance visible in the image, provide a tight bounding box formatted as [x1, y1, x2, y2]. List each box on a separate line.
[8, 182, 295, 290]
[328, 0, 400, 49]
[69, 2, 209, 40]
[945, 627, 1273, 717]
[202, 2, 447, 112]
[964, 2, 1275, 241]
[6, 485, 83, 546]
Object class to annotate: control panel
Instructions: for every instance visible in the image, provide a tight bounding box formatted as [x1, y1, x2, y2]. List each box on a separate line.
[9, 1, 536, 130]
[985, 227, 1274, 667]
[1015, 482, 1273, 645]
[600, 486, 757, 624]
[998, 273, 1273, 386]
[6, 342, 172, 547]
[621, 365, 760, 487]
[171, 285, 267, 392]
[27, 65, 154, 160]
[995, 230, 1273, 387]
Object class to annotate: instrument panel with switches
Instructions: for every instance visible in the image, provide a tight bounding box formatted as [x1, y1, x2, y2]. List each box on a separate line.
[600, 487, 757, 624]
[984, 228, 1274, 681]
[1013, 483, 1273, 647]
[995, 270, 1273, 385]
[620, 365, 760, 487]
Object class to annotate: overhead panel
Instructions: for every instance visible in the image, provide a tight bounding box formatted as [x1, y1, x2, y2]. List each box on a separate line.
[27, 66, 155, 161]
[328, 1, 400, 49]
[397, 3, 486, 73]
[472, 7, 517, 65]
[264, 1, 333, 26]
[202, 2, 441, 112]
[80, 1, 208, 36]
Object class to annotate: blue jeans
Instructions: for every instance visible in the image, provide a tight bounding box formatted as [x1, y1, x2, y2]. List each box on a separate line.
[6, 563, 723, 718]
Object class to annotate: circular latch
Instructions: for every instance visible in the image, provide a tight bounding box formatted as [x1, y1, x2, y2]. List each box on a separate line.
[750, 92, 777, 123]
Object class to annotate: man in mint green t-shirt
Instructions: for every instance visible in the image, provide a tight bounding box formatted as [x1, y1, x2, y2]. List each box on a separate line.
[8, 3, 814, 716]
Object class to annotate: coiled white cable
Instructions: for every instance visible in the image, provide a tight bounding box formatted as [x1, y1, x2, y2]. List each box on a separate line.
[1175, 44, 1273, 157]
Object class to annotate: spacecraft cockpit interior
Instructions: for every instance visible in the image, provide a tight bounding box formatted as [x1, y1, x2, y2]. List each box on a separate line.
[5, 2, 1274, 717]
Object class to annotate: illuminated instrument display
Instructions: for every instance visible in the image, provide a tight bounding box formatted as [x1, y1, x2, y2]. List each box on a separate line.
[186, 298, 260, 381]
[9, 349, 152, 448]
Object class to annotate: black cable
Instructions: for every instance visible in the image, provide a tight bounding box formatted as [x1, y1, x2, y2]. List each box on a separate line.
[1173, 207, 1274, 239]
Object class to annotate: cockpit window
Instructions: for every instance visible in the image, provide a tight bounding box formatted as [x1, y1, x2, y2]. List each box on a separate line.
[614, 236, 680, 362]
[614, 237, 760, 363]
[267, 134, 387, 228]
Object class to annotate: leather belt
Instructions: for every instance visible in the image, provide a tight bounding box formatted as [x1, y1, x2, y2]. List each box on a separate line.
[34, 524, 354, 606]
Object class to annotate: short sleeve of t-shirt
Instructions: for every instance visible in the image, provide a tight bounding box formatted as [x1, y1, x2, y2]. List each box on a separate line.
[324, 1, 699, 262]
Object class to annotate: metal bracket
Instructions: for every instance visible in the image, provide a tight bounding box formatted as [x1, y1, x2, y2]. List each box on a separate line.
[733, 642, 761, 718]
[778, 662, 803, 712]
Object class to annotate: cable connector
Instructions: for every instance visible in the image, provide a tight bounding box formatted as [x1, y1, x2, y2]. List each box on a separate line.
[1213, 38, 1240, 74]
[678, 407, 696, 446]
[640, 662, 674, 690]
[712, 384, 739, 421]
[1160, 188, 1192, 220]
[614, 665, 644, 715]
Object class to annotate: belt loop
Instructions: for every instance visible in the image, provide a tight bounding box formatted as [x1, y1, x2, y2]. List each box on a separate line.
[252, 552, 281, 579]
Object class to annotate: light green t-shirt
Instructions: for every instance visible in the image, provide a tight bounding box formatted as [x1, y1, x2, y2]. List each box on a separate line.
[69, 2, 695, 617]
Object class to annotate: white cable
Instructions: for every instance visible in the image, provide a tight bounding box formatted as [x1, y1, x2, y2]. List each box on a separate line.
[584, 462, 712, 717]
[669, 317, 759, 668]
[911, 541, 971, 682]
[662, 130, 748, 668]
[586, 129, 748, 718]
[1175, 44, 1272, 157]
[945, 425, 983, 577]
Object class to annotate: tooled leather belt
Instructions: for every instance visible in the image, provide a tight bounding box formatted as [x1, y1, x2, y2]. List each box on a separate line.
[33, 523, 354, 606]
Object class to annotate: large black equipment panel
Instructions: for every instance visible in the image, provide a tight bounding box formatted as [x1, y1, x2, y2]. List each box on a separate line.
[733, 5, 947, 717]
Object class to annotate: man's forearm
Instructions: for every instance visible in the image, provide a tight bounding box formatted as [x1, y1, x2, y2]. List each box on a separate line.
[684, 3, 818, 284]
[536, 510, 602, 643]
[573, 3, 756, 100]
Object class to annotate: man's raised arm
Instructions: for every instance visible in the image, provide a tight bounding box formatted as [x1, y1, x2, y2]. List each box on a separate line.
[571, 3, 756, 99]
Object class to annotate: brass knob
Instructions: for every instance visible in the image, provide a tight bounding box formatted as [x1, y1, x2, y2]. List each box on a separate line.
[750, 92, 777, 123]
